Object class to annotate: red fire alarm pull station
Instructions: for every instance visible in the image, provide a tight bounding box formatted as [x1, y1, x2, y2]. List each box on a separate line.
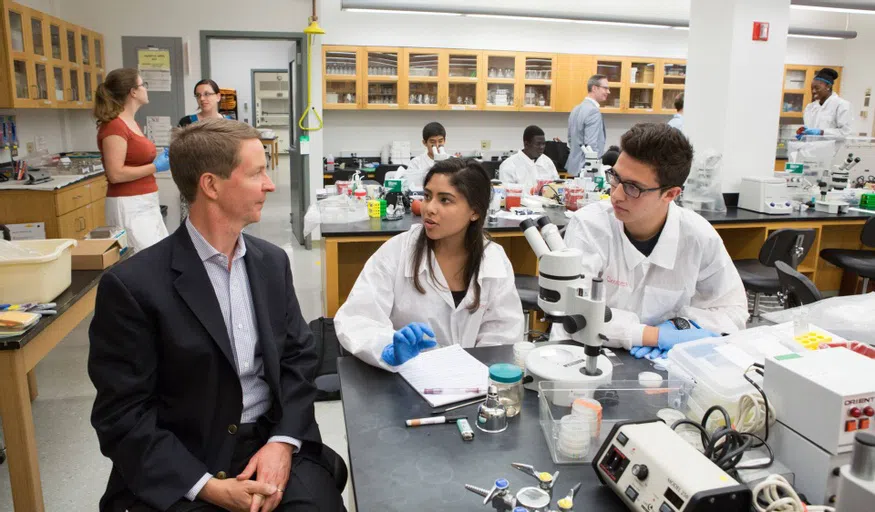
[753, 21, 770, 41]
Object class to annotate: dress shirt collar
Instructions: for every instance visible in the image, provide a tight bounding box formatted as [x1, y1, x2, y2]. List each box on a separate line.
[185, 217, 247, 263]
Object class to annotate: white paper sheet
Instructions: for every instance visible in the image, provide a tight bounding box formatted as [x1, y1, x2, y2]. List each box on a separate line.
[397, 345, 489, 407]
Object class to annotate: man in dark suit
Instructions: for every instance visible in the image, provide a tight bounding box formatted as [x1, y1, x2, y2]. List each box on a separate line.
[88, 118, 345, 512]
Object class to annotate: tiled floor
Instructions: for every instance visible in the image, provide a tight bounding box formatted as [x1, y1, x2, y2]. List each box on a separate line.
[0, 156, 354, 511]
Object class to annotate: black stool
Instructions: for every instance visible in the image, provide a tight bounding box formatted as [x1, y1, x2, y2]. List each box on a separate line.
[820, 216, 875, 294]
[775, 261, 823, 308]
[734, 228, 816, 316]
[515, 274, 542, 340]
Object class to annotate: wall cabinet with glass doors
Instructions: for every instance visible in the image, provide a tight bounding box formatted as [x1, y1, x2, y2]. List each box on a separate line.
[321, 45, 840, 118]
[1, 1, 105, 109]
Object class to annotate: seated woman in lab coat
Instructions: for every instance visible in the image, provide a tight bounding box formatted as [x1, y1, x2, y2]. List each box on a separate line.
[394, 122, 447, 188]
[498, 125, 559, 194]
[335, 158, 525, 371]
[557, 123, 748, 359]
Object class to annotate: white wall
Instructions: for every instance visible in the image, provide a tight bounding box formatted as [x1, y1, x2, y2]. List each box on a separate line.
[209, 39, 295, 126]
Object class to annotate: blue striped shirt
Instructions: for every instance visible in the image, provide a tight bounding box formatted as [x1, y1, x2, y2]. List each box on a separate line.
[184, 218, 299, 500]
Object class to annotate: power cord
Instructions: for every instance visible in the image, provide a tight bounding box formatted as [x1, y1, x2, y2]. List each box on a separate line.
[670, 404, 774, 476]
[738, 363, 775, 442]
[753, 474, 834, 512]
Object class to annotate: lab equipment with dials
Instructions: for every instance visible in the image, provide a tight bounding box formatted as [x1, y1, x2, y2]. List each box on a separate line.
[518, 216, 613, 389]
[593, 420, 752, 511]
[764, 348, 875, 506]
[738, 176, 794, 215]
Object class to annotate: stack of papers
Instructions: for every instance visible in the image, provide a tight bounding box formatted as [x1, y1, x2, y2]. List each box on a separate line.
[398, 345, 489, 407]
[0, 311, 41, 338]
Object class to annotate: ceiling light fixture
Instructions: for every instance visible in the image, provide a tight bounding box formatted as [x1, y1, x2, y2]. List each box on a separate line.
[790, 1, 875, 15]
[343, 8, 461, 16]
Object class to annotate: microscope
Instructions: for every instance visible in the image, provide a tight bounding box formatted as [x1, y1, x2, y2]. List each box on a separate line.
[519, 217, 614, 391]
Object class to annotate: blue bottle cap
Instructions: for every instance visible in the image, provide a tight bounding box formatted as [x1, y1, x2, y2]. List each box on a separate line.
[514, 508, 528, 512]
[495, 478, 509, 489]
[489, 363, 523, 384]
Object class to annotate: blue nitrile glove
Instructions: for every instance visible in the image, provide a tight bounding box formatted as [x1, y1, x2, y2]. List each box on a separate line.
[803, 128, 824, 136]
[657, 319, 719, 351]
[630, 346, 668, 360]
[153, 148, 170, 172]
[380, 322, 437, 366]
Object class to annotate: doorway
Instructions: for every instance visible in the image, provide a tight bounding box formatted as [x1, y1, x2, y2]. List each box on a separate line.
[201, 31, 309, 247]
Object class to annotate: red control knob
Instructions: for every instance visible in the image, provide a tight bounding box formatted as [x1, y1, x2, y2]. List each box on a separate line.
[850, 407, 862, 418]
[864, 406, 875, 417]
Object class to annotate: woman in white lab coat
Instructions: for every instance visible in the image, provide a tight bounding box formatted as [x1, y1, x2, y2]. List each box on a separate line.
[335, 158, 524, 371]
[798, 68, 852, 138]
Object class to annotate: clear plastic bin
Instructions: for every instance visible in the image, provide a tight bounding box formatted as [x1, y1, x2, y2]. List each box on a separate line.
[0, 239, 77, 304]
[538, 379, 684, 464]
[668, 323, 815, 427]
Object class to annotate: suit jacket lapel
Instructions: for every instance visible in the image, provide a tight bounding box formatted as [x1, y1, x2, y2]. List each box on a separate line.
[171, 228, 236, 370]
[242, 237, 281, 393]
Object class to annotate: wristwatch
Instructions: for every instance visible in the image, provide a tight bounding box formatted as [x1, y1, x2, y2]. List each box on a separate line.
[669, 317, 691, 330]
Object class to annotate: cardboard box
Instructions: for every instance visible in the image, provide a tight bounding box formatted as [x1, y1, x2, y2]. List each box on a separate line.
[71, 239, 121, 270]
[6, 222, 46, 240]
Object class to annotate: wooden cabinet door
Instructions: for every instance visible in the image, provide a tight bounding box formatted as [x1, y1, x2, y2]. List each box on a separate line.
[57, 204, 92, 239]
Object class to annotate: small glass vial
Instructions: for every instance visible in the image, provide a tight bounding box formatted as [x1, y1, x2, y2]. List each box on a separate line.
[488, 363, 524, 417]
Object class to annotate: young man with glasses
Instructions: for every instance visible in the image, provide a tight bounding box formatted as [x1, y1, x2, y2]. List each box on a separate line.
[566, 74, 609, 176]
[557, 123, 748, 359]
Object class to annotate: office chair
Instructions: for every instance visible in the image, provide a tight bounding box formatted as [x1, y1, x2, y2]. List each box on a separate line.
[775, 261, 823, 308]
[734, 228, 816, 316]
[820, 216, 875, 294]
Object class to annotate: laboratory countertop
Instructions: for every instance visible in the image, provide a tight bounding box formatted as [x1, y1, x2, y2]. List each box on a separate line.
[319, 205, 871, 237]
[0, 268, 104, 350]
[337, 345, 657, 512]
[0, 170, 104, 191]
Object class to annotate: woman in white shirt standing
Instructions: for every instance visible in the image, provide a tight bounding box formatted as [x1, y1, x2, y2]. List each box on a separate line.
[498, 125, 560, 194]
[798, 68, 852, 138]
[336, 158, 524, 371]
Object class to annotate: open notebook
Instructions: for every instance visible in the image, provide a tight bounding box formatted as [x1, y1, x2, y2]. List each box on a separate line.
[397, 345, 489, 407]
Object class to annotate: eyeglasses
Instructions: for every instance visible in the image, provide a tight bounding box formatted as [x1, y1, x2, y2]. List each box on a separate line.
[137, 82, 148, 90]
[194, 92, 217, 99]
[605, 168, 668, 199]
[596, 84, 611, 91]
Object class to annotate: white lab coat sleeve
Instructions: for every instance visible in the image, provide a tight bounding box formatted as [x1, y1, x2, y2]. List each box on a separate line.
[823, 99, 853, 138]
[677, 232, 749, 335]
[476, 252, 525, 347]
[498, 157, 518, 185]
[334, 237, 402, 372]
[555, 211, 646, 350]
[543, 157, 559, 180]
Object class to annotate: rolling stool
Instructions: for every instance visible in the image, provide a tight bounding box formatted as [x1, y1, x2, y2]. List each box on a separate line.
[515, 274, 546, 341]
[820, 216, 875, 294]
[775, 261, 823, 308]
[734, 228, 816, 316]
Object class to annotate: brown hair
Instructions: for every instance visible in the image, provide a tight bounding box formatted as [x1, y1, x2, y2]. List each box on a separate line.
[169, 118, 261, 203]
[93, 68, 140, 124]
[620, 123, 694, 189]
[411, 158, 492, 312]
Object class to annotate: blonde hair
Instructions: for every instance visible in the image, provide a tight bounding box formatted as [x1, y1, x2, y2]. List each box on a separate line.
[93, 68, 140, 124]
[169, 118, 261, 203]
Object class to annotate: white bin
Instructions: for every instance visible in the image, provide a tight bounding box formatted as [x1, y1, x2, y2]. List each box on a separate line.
[0, 239, 77, 304]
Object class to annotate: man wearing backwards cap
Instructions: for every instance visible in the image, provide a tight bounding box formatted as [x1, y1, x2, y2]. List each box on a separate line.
[797, 67, 852, 139]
